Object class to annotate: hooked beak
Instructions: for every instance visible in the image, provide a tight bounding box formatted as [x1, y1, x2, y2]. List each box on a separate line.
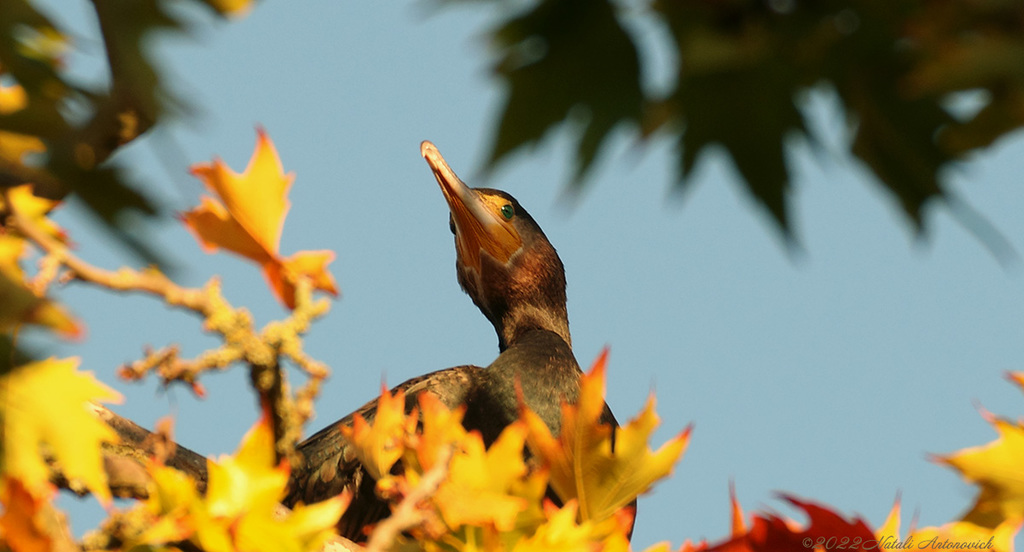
[421, 141, 522, 272]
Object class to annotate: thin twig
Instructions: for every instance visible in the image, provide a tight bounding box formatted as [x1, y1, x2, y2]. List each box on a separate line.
[364, 446, 454, 552]
[8, 190, 332, 464]
[9, 198, 210, 313]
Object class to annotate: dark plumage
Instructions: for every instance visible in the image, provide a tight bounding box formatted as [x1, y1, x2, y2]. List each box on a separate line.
[283, 142, 623, 541]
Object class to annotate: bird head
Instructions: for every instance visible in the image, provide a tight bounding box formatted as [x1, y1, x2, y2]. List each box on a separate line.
[421, 141, 569, 350]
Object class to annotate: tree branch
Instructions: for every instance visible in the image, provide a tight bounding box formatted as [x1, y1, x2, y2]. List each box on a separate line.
[8, 191, 331, 463]
[89, 403, 209, 495]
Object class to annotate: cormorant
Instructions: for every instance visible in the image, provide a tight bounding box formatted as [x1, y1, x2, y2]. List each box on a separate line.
[284, 141, 623, 541]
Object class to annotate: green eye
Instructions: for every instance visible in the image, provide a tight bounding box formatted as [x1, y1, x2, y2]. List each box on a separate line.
[500, 204, 514, 220]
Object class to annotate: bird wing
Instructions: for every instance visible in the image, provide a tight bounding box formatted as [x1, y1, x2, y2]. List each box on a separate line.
[285, 365, 480, 541]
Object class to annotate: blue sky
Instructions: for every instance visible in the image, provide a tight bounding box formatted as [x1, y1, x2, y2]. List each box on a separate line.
[42, 1, 1024, 548]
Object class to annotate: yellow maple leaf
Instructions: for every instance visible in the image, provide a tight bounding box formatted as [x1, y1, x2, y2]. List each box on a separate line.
[137, 417, 345, 552]
[511, 501, 593, 552]
[0, 358, 122, 503]
[521, 349, 691, 524]
[936, 410, 1024, 528]
[204, 415, 288, 521]
[434, 423, 531, 532]
[137, 465, 201, 545]
[203, 418, 345, 552]
[908, 519, 1020, 552]
[340, 387, 417, 482]
[184, 129, 338, 309]
[411, 391, 468, 473]
[877, 496, 1018, 552]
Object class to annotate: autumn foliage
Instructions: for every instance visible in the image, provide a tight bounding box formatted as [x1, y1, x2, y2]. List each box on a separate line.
[2, 120, 1023, 551]
[1, 3, 1024, 552]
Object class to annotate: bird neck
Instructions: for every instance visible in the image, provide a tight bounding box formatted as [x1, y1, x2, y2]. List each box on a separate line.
[495, 302, 571, 352]
[464, 327, 579, 447]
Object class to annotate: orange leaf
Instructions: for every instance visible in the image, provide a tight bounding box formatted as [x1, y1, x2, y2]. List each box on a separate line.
[875, 496, 901, 546]
[188, 128, 293, 258]
[181, 195, 271, 263]
[184, 129, 338, 309]
[0, 81, 28, 114]
[1006, 371, 1024, 395]
[0, 478, 51, 552]
[206, 0, 255, 17]
[266, 250, 340, 309]
[730, 482, 746, 537]
[521, 349, 690, 524]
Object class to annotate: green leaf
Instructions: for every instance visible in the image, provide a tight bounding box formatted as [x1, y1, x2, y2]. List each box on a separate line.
[656, 1, 809, 237]
[842, 72, 951, 228]
[487, 0, 643, 184]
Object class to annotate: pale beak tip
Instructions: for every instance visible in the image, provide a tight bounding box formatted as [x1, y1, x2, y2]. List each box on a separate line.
[420, 140, 438, 159]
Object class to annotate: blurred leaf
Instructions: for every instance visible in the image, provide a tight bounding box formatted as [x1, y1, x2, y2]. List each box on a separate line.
[204, 415, 286, 521]
[0, 478, 51, 552]
[202, 0, 257, 17]
[184, 129, 338, 309]
[137, 417, 346, 552]
[0, 185, 81, 337]
[1007, 371, 1024, 393]
[843, 71, 951, 228]
[692, 494, 877, 552]
[937, 411, 1024, 529]
[876, 496, 901, 544]
[90, 0, 179, 132]
[487, 0, 642, 184]
[880, 496, 1019, 552]
[655, 1, 810, 236]
[0, 235, 81, 339]
[464, 0, 1024, 239]
[0, 357, 122, 503]
[0, 0, 257, 267]
[0, 82, 45, 170]
[136, 465, 202, 545]
[1, 185, 64, 241]
[906, 519, 1020, 552]
[938, 88, 1024, 155]
[510, 501, 592, 552]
